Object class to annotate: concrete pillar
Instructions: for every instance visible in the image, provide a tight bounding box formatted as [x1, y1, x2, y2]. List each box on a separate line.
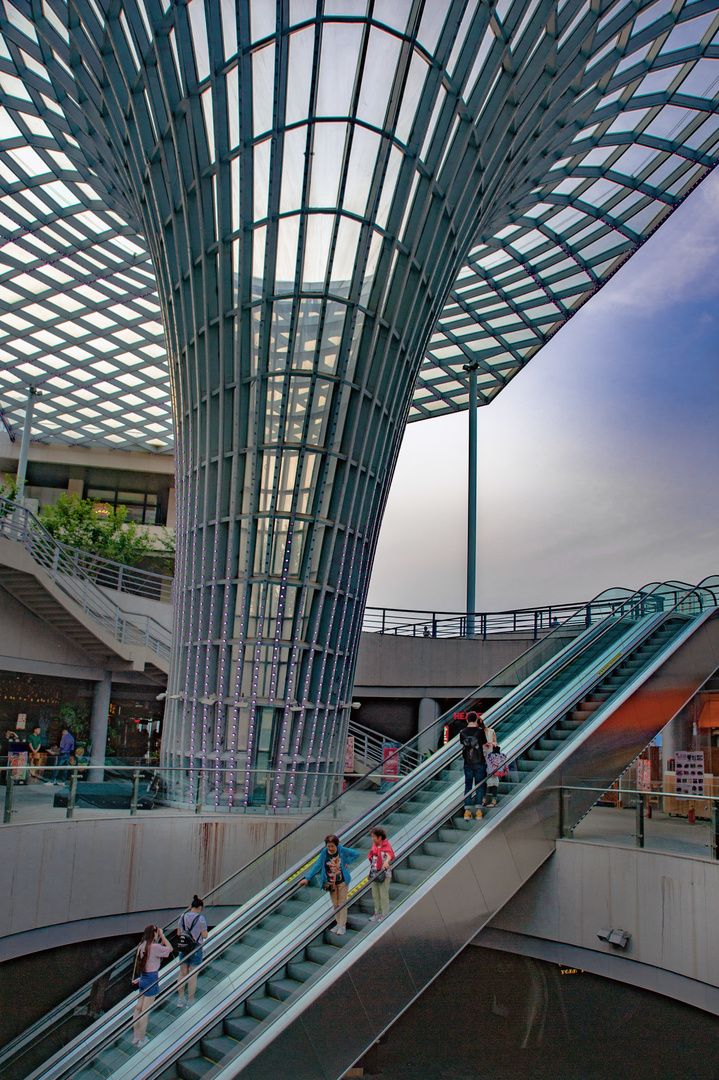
[418, 698, 440, 758]
[89, 671, 112, 781]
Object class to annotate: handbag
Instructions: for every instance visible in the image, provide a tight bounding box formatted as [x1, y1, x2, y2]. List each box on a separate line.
[131, 949, 142, 985]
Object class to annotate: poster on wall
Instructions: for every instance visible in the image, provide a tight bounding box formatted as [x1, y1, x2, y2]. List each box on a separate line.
[8, 748, 28, 782]
[345, 736, 354, 774]
[15, 713, 27, 730]
[637, 759, 651, 791]
[380, 740, 401, 791]
[675, 750, 705, 795]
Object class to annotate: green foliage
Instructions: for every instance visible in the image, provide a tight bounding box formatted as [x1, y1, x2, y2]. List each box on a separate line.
[154, 527, 176, 577]
[0, 473, 18, 517]
[57, 701, 91, 744]
[39, 494, 153, 567]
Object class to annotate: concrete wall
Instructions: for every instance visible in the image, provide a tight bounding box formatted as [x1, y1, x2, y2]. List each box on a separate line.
[0, 811, 342, 960]
[476, 839, 719, 1014]
[0, 584, 103, 677]
[353, 631, 568, 698]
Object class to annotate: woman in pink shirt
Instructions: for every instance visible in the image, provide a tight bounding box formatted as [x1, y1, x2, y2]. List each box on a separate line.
[368, 827, 395, 923]
[132, 924, 172, 1046]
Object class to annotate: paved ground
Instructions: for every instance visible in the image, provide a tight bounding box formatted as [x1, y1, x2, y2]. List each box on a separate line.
[573, 804, 713, 859]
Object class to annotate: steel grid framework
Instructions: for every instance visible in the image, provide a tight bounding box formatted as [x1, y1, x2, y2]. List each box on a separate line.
[0, 0, 717, 806]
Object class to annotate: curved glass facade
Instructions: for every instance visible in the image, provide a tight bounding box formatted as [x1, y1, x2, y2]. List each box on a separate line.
[0, 0, 716, 804]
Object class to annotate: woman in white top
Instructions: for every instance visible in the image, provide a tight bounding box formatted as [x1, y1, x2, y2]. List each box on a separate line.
[132, 924, 172, 1046]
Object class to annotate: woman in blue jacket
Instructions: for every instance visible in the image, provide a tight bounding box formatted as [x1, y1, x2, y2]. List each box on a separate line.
[299, 833, 361, 936]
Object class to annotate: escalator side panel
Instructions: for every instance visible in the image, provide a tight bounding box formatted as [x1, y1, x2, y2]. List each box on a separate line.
[555, 611, 719, 827]
[233, 612, 719, 1080]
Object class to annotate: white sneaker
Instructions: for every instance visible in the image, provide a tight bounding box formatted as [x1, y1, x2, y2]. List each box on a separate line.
[368, 914, 380, 923]
[328, 925, 342, 934]
[334, 925, 346, 935]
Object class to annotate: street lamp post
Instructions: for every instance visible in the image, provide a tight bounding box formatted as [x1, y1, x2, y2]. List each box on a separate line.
[464, 361, 479, 637]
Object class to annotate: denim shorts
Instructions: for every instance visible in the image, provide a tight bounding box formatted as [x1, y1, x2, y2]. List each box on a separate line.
[138, 971, 160, 996]
[179, 945, 203, 968]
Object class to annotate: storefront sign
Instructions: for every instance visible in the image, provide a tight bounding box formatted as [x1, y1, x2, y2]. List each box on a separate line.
[675, 750, 705, 795]
[15, 713, 26, 730]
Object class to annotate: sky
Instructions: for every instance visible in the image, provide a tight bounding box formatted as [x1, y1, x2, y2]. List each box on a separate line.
[367, 168, 719, 614]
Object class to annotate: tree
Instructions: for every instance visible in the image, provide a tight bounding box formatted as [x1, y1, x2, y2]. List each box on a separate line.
[0, 473, 18, 517]
[39, 494, 153, 567]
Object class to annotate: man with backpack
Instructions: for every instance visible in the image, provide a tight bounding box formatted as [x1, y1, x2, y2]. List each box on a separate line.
[459, 712, 495, 819]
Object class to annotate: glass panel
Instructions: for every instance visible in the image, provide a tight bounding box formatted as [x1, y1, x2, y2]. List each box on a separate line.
[318, 300, 346, 374]
[254, 138, 271, 221]
[374, 144, 403, 230]
[250, 0, 276, 42]
[315, 24, 362, 117]
[187, 0, 210, 82]
[252, 43, 275, 136]
[280, 126, 307, 213]
[309, 122, 347, 207]
[220, 0, 237, 59]
[226, 67, 239, 149]
[395, 50, 429, 144]
[330, 216, 361, 296]
[302, 214, 334, 290]
[286, 26, 315, 124]
[343, 125, 380, 215]
[417, 0, 450, 54]
[357, 28, 401, 127]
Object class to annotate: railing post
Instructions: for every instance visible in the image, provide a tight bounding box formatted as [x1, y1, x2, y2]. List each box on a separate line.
[712, 800, 719, 860]
[381, 608, 386, 634]
[534, 610, 538, 640]
[3, 770, 13, 823]
[432, 615, 437, 638]
[131, 769, 140, 816]
[66, 768, 78, 819]
[118, 564, 124, 593]
[636, 792, 645, 848]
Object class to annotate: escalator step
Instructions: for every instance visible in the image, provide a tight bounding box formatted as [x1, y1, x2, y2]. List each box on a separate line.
[438, 828, 462, 844]
[347, 911, 372, 931]
[409, 854, 443, 871]
[306, 943, 342, 964]
[258, 915, 292, 933]
[201, 1035, 240, 1061]
[177, 1057, 216, 1080]
[393, 868, 426, 885]
[452, 816, 482, 830]
[423, 841, 460, 858]
[224, 1016, 262, 1040]
[267, 977, 303, 1001]
[242, 929, 274, 948]
[246, 996, 284, 1021]
[287, 960, 322, 982]
[222, 944, 255, 964]
[388, 883, 413, 900]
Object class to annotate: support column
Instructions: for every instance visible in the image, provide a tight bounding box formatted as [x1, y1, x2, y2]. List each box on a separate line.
[15, 386, 37, 505]
[464, 361, 479, 637]
[89, 671, 112, 782]
[418, 698, 440, 758]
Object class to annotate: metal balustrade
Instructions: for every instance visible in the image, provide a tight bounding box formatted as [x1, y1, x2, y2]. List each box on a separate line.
[0, 497, 171, 665]
[361, 596, 671, 639]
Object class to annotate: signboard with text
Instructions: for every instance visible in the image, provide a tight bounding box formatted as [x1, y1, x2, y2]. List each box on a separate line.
[380, 740, 401, 791]
[675, 750, 704, 796]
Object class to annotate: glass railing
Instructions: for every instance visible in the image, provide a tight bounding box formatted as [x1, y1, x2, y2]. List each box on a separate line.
[24, 579, 713, 1080]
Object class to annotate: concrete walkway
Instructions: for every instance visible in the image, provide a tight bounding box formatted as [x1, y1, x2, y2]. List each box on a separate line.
[573, 804, 713, 860]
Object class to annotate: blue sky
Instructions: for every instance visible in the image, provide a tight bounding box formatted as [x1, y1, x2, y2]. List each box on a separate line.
[368, 168, 719, 613]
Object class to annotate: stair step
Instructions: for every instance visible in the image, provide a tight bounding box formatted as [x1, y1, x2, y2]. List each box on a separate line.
[287, 960, 321, 982]
[177, 1058, 215, 1080]
[200, 1035, 239, 1062]
[409, 854, 443, 871]
[306, 943, 342, 964]
[224, 1015, 262, 1040]
[267, 977, 302, 1001]
[246, 996, 283, 1021]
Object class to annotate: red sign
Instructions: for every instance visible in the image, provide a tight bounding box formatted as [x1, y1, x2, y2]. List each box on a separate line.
[345, 736, 354, 773]
[637, 759, 651, 792]
[453, 712, 467, 721]
[381, 741, 401, 783]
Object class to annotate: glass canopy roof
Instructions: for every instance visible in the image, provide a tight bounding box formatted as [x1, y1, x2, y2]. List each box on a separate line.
[0, 0, 717, 449]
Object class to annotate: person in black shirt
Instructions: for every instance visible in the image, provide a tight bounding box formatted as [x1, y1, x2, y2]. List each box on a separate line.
[460, 712, 489, 820]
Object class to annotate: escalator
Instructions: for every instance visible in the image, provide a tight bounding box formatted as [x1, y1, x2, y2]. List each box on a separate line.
[8, 579, 719, 1080]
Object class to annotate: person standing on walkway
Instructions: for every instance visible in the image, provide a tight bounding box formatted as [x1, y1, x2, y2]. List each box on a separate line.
[28, 726, 43, 781]
[460, 712, 495, 819]
[51, 727, 74, 784]
[176, 895, 209, 1008]
[131, 924, 172, 1046]
[299, 834, 361, 935]
[368, 827, 395, 923]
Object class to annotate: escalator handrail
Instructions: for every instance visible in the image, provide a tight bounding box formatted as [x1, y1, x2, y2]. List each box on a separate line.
[0, 583, 633, 1072]
[57, 596, 718, 1080]
[8, 581, 683, 1080]
[28, 588, 709, 1080]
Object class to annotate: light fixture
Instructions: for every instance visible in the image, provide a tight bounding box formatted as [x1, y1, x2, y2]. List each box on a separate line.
[597, 928, 631, 948]
[351, 701, 361, 710]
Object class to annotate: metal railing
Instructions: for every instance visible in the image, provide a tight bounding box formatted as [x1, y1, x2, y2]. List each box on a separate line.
[0, 763, 370, 823]
[0, 498, 171, 664]
[347, 718, 422, 774]
[0, 495, 172, 600]
[361, 595, 666, 639]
